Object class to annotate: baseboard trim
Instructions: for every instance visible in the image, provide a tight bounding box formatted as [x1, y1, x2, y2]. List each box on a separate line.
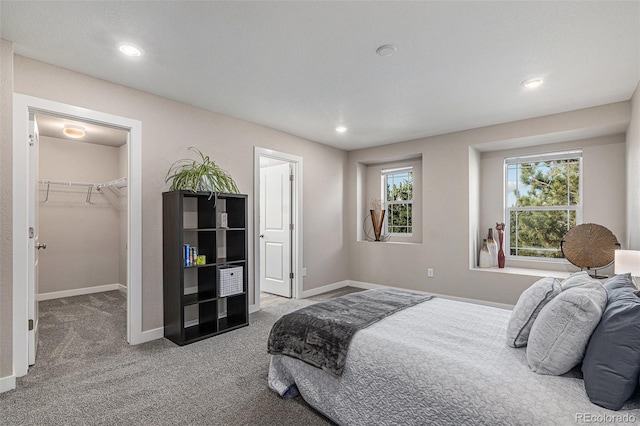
[0, 375, 16, 393]
[134, 311, 252, 345]
[301, 280, 350, 298]
[346, 280, 386, 290]
[134, 327, 164, 344]
[303, 279, 514, 310]
[249, 304, 260, 314]
[37, 283, 125, 301]
[118, 284, 128, 294]
[424, 290, 514, 310]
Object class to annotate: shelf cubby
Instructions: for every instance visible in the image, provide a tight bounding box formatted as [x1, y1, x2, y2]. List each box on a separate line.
[163, 191, 249, 346]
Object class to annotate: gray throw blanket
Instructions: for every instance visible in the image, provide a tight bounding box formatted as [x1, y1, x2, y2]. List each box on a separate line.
[267, 288, 433, 376]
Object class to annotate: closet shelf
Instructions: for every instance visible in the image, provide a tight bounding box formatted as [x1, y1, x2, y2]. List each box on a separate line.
[39, 177, 127, 206]
[96, 177, 128, 208]
[96, 177, 127, 209]
[97, 177, 128, 191]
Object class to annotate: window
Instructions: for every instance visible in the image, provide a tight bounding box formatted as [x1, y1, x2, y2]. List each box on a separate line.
[505, 151, 582, 258]
[382, 167, 413, 235]
[360, 157, 421, 243]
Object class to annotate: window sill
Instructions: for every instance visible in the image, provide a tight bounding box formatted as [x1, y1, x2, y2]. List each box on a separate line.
[356, 240, 422, 246]
[470, 266, 571, 279]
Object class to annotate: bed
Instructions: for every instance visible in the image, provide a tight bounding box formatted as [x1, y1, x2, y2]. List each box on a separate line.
[268, 292, 640, 426]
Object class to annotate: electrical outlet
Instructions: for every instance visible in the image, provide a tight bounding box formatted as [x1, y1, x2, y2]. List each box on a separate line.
[302, 267, 307, 276]
[427, 268, 434, 278]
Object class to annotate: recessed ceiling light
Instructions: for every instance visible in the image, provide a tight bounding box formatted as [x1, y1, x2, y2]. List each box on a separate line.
[336, 126, 347, 133]
[522, 78, 543, 89]
[118, 43, 144, 57]
[63, 125, 85, 138]
[376, 45, 397, 57]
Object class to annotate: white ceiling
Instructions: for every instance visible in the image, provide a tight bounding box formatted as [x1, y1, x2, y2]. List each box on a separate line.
[2, 1, 639, 151]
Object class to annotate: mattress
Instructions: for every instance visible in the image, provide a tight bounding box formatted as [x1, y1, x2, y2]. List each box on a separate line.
[268, 297, 640, 425]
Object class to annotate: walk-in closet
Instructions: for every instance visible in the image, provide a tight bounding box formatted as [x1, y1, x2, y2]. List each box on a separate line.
[35, 113, 129, 355]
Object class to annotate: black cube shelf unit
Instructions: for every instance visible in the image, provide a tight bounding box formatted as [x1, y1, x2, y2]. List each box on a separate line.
[163, 190, 249, 345]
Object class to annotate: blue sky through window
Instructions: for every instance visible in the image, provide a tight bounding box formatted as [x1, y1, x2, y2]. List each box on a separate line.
[386, 171, 412, 201]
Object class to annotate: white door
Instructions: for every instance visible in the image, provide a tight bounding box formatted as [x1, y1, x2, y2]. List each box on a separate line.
[28, 113, 43, 365]
[260, 162, 292, 297]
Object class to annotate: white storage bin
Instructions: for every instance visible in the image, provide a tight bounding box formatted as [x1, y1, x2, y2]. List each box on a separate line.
[218, 265, 243, 297]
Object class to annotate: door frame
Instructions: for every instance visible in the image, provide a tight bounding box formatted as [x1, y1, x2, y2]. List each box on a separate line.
[252, 147, 303, 311]
[27, 112, 39, 366]
[12, 94, 143, 377]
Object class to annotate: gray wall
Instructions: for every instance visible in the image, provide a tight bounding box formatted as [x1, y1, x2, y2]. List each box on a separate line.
[627, 83, 640, 250]
[346, 102, 631, 306]
[0, 39, 14, 380]
[362, 157, 422, 243]
[38, 136, 123, 294]
[479, 134, 627, 274]
[12, 55, 350, 332]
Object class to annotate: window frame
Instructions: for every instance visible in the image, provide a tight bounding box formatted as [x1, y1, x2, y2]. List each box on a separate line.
[504, 150, 583, 261]
[381, 166, 414, 237]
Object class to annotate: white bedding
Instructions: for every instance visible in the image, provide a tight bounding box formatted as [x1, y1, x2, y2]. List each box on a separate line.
[269, 297, 640, 425]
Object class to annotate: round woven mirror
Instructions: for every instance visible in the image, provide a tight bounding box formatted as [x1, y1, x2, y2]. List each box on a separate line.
[561, 223, 620, 269]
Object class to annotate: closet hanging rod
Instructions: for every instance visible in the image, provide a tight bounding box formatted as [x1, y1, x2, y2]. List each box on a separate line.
[38, 179, 97, 203]
[39, 179, 96, 187]
[39, 177, 126, 204]
[97, 177, 127, 190]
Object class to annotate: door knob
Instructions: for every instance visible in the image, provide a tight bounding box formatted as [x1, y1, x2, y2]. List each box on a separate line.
[37, 243, 47, 250]
[259, 234, 264, 238]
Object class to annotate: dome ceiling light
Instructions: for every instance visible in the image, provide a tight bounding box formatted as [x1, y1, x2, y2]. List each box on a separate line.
[522, 78, 543, 89]
[118, 43, 144, 57]
[63, 125, 85, 138]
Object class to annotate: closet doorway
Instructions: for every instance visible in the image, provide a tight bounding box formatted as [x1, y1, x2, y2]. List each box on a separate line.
[35, 112, 129, 360]
[13, 94, 143, 379]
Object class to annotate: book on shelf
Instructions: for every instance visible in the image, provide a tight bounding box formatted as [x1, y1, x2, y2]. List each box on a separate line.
[184, 244, 198, 267]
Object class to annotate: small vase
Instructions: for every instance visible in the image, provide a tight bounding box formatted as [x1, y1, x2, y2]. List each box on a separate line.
[497, 231, 505, 268]
[496, 222, 506, 268]
[487, 228, 498, 267]
[479, 239, 492, 268]
[370, 209, 385, 242]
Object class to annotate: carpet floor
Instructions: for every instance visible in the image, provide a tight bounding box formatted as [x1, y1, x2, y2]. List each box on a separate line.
[0, 288, 361, 425]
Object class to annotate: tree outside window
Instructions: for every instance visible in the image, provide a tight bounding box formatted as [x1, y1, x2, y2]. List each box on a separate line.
[505, 151, 582, 258]
[383, 168, 413, 235]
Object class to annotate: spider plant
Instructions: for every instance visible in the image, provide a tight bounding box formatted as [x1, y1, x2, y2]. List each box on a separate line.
[165, 147, 239, 197]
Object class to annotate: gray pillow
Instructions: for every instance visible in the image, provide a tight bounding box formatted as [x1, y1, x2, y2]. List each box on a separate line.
[560, 271, 594, 291]
[506, 277, 561, 348]
[603, 272, 636, 291]
[582, 274, 640, 410]
[527, 281, 607, 375]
